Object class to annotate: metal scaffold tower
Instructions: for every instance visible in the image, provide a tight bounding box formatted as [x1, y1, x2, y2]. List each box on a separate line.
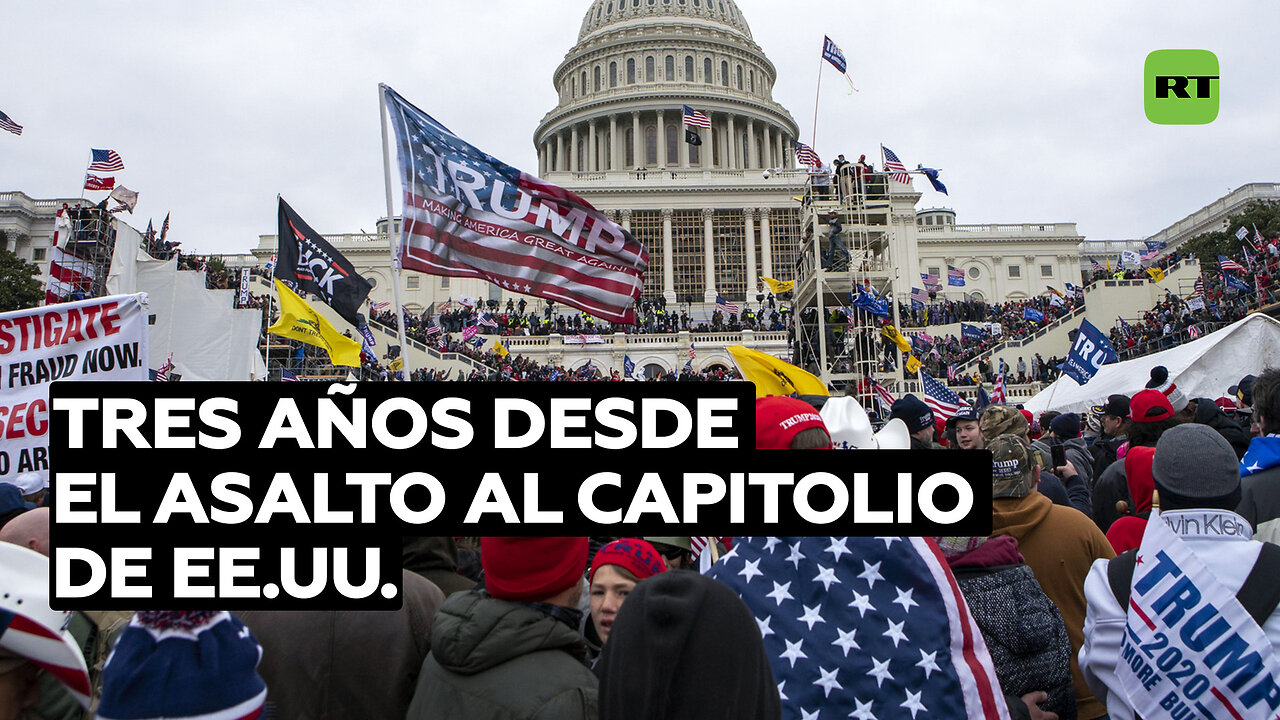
[792, 171, 902, 412]
[59, 205, 118, 298]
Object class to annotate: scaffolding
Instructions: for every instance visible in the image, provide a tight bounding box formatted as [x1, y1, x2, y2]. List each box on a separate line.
[792, 171, 901, 412]
[55, 205, 118, 299]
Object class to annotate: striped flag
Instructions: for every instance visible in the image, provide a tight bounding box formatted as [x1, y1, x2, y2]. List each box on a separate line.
[1218, 255, 1245, 273]
[83, 174, 115, 191]
[87, 148, 124, 172]
[424, 324, 442, 336]
[948, 266, 966, 287]
[689, 343, 696, 360]
[794, 141, 821, 168]
[1188, 325, 1201, 339]
[921, 272, 941, 289]
[0, 607, 93, 707]
[947, 363, 957, 382]
[871, 378, 896, 415]
[911, 286, 929, 305]
[369, 300, 390, 311]
[991, 372, 1007, 404]
[383, 87, 647, 325]
[478, 313, 498, 328]
[882, 145, 910, 184]
[0, 109, 22, 136]
[682, 105, 711, 129]
[920, 370, 966, 420]
[154, 355, 174, 382]
[1090, 258, 1104, 272]
[1194, 276, 1204, 294]
[1255, 225, 1267, 252]
[716, 294, 739, 315]
[689, 535, 731, 561]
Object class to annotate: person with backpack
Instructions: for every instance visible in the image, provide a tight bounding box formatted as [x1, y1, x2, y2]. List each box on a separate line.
[1079, 424, 1280, 720]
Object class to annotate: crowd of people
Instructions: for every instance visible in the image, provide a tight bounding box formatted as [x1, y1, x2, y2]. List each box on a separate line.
[7, 363, 1280, 720]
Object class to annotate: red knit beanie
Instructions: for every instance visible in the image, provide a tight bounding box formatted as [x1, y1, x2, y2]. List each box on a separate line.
[590, 538, 667, 584]
[480, 537, 589, 602]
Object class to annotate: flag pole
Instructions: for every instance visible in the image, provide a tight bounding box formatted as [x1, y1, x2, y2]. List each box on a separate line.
[379, 83, 412, 379]
[811, 52, 824, 153]
[265, 197, 280, 381]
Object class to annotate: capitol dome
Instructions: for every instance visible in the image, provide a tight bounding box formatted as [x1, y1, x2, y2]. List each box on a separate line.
[533, 0, 799, 176]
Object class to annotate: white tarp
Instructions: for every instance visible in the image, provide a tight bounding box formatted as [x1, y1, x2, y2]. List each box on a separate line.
[0, 293, 149, 487]
[1024, 313, 1280, 415]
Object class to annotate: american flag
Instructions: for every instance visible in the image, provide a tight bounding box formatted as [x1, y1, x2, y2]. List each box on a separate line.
[1254, 225, 1267, 252]
[947, 266, 966, 287]
[920, 272, 940, 289]
[0, 607, 93, 708]
[689, 535, 732, 560]
[1090, 258, 1104, 272]
[708, 537, 1010, 720]
[871, 378, 897, 416]
[87, 148, 124, 172]
[991, 372, 1007, 404]
[716, 294, 739, 315]
[682, 105, 711, 129]
[1189, 325, 1201, 339]
[795, 141, 821, 168]
[689, 343, 696, 360]
[383, 87, 647, 325]
[920, 370, 966, 420]
[0, 109, 22, 136]
[947, 364, 956, 382]
[1218, 255, 1245, 273]
[478, 313, 498, 328]
[83, 174, 115, 191]
[370, 300, 390, 311]
[882, 145, 910, 184]
[154, 356, 174, 382]
[910, 286, 929, 305]
[424, 324, 442, 336]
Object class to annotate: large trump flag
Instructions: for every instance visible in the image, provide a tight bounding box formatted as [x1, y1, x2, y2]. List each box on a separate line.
[382, 85, 648, 324]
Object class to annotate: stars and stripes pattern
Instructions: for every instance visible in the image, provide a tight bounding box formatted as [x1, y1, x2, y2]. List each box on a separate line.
[690, 536, 731, 560]
[424, 324, 442, 337]
[689, 343, 696, 360]
[910, 286, 929, 305]
[920, 370, 966, 420]
[682, 105, 711, 129]
[871, 379, 897, 416]
[154, 356, 174, 382]
[1254, 225, 1267, 252]
[87, 148, 124, 172]
[1091, 258, 1104, 272]
[882, 146, 910, 184]
[0, 609, 93, 707]
[0, 110, 22, 135]
[383, 86, 647, 325]
[920, 272, 940, 289]
[947, 266, 965, 287]
[369, 300, 390, 311]
[1194, 276, 1205, 295]
[991, 373, 1007, 404]
[716, 295, 740, 315]
[795, 141, 821, 168]
[477, 313, 498, 328]
[1188, 325, 1201, 339]
[708, 537, 1010, 720]
[1218, 255, 1245, 273]
[947, 364, 957, 382]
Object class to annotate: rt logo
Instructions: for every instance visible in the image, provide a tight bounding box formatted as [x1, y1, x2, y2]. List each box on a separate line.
[1145, 49, 1219, 124]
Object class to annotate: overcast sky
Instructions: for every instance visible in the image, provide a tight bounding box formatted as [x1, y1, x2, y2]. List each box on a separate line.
[4, 1, 1276, 256]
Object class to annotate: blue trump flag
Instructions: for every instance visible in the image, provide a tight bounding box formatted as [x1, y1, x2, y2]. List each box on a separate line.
[976, 384, 991, 410]
[850, 286, 889, 317]
[821, 36, 847, 74]
[918, 166, 948, 195]
[1223, 273, 1253, 293]
[623, 354, 635, 378]
[1061, 319, 1118, 385]
[1023, 307, 1045, 323]
[960, 323, 987, 341]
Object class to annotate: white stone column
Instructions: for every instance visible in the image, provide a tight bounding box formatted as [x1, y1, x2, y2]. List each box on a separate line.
[679, 118, 689, 168]
[632, 111, 641, 168]
[620, 208, 631, 233]
[609, 114, 619, 171]
[702, 207, 716, 302]
[726, 115, 737, 169]
[760, 207, 773, 283]
[744, 207, 757, 298]
[662, 208, 676, 303]
[775, 132, 784, 171]
[657, 110, 667, 169]
[556, 132, 565, 172]
[762, 124, 772, 168]
[746, 118, 757, 169]
[570, 125, 579, 172]
[588, 120, 597, 172]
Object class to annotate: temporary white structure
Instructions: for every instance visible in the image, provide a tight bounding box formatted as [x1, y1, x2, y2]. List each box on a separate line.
[1024, 313, 1280, 415]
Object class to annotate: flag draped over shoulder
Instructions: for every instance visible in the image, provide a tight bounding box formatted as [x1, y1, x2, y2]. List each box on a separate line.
[382, 86, 647, 324]
[708, 537, 1010, 720]
[268, 279, 362, 367]
[277, 197, 373, 327]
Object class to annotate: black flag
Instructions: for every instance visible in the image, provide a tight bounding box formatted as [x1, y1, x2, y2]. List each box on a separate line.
[277, 197, 373, 327]
[684, 128, 702, 146]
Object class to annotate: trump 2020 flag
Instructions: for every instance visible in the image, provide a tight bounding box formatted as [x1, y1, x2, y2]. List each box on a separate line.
[1061, 318, 1117, 385]
[382, 85, 648, 324]
[709, 537, 1010, 720]
[277, 197, 373, 327]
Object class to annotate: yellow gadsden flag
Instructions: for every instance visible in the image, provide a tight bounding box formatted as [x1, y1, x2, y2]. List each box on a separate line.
[268, 279, 362, 367]
[1146, 267, 1166, 282]
[493, 339, 509, 358]
[879, 324, 912, 354]
[905, 354, 922, 374]
[728, 345, 828, 398]
[761, 276, 794, 294]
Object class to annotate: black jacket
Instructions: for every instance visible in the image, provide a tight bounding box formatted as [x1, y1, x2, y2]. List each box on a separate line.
[1192, 397, 1252, 459]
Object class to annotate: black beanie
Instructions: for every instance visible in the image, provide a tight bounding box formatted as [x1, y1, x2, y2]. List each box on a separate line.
[596, 571, 781, 720]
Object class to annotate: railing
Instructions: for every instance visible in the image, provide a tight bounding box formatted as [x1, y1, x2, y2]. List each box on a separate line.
[952, 303, 1086, 376]
[918, 222, 1075, 235]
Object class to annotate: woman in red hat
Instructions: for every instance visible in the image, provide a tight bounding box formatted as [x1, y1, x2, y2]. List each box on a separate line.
[589, 539, 667, 646]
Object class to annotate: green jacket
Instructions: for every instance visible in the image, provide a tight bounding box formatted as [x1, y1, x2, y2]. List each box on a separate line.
[406, 590, 598, 720]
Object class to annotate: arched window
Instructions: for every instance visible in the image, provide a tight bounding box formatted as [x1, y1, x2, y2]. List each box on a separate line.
[645, 125, 657, 165]
[645, 56, 655, 82]
[665, 55, 674, 81]
[685, 55, 693, 81]
[693, 0, 699, 6]
[741, 133, 749, 168]
[703, 57, 712, 84]
[666, 124, 678, 165]
[594, 66, 601, 92]
[609, 61, 617, 87]
[720, 60, 728, 86]
[627, 58, 635, 84]
[625, 127, 634, 166]
[581, 70, 587, 94]
[736, 65, 742, 90]
[571, 76, 576, 98]
[690, 135, 700, 164]
[748, 69, 754, 93]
